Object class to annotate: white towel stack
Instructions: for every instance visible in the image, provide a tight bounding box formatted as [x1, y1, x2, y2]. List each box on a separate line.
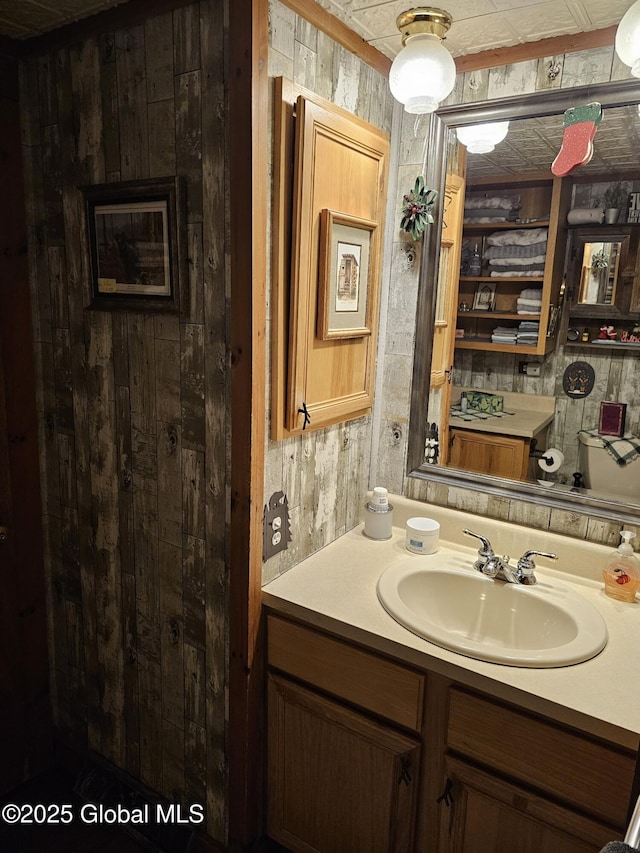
[484, 228, 548, 277]
[517, 287, 543, 315]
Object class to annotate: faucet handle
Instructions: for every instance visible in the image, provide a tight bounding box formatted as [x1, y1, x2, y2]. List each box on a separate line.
[463, 529, 494, 557]
[516, 549, 558, 583]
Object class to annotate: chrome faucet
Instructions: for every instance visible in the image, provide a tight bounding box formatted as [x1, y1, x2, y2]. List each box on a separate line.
[463, 529, 557, 585]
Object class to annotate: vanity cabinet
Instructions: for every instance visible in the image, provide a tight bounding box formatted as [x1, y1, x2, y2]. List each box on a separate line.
[448, 428, 531, 481]
[456, 172, 571, 355]
[265, 614, 637, 853]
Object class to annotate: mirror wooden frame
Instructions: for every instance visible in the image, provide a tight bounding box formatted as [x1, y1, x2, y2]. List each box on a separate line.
[568, 230, 631, 317]
[407, 78, 640, 525]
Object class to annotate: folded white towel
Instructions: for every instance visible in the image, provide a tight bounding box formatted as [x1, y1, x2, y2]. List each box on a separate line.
[516, 299, 542, 314]
[491, 270, 544, 277]
[486, 227, 548, 247]
[489, 255, 546, 266]
[465, 195, 521, 210]
[484, 241, 547, 259]
[519, 288, 543, 299]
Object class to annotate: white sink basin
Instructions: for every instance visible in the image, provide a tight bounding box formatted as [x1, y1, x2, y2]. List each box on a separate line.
[377, 562, 608, 668]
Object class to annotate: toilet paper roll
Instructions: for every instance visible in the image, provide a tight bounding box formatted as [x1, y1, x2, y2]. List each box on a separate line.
[538, 448, 565, 473]
[567, 207, 605, 225]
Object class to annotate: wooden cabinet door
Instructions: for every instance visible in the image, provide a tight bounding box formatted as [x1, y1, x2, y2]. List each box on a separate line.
[448, 428, 529, 480]
[429, 173, 466, 465]
[438, 756, 615, 853]
[267, 674, 420, 853]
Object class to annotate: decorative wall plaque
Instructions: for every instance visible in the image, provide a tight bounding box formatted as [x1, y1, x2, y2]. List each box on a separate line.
[562, 361, 595, 398]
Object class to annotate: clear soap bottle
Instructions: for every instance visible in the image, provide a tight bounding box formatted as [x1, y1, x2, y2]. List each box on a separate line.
[603, 530, 640, 602]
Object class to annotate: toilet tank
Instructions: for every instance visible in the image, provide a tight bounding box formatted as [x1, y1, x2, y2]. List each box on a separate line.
[578, 432, 640, 500]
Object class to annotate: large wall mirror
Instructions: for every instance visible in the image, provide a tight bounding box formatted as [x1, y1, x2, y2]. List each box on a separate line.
[407, 78, 640, 525]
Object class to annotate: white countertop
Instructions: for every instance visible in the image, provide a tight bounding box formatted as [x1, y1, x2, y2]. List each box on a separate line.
[262, 496, 640, 750]
[450, 387, 554, 439]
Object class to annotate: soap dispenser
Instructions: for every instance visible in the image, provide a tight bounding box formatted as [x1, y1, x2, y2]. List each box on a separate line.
[363, 487, 393, 541]
[603, 531, 640, 602]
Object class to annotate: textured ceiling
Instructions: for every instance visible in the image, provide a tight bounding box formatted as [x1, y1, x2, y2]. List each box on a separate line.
[315, 0, 633, 59]
[0, 0, 128, 39]
[0, 0, 633, 50]
[466, 104, 640, 176]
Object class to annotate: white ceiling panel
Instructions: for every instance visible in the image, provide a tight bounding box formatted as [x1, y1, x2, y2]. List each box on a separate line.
[0, 0, 636, 58]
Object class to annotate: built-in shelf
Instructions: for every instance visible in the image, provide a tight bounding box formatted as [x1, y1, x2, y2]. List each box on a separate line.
[455, 340, 543, 354]
[464, 220, 550, 231]
[564, 340, 640, 350]
[459, 276, 544, 283]
[457, 173, 570, 355]
[458, 311, 541, 321]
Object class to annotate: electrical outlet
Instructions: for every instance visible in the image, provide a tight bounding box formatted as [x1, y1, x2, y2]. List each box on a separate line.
[263, 491, 291, 561]
[519, 361, 541, 377]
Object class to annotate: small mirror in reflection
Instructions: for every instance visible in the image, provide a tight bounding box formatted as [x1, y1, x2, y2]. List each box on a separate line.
[578, 241, 622, 305]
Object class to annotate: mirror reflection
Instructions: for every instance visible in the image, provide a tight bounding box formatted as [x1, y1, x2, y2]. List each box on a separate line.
[410, 81, 640, 520]
[578, 241, 621, 305]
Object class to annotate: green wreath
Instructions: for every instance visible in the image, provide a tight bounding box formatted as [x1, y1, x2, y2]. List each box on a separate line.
[400, 176, 438, 240]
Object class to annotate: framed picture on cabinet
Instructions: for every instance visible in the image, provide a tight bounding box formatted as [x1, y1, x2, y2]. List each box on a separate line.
[83, 177, 184, 311]
[317, 209, 378, 340]
[472, 282, 496, 311]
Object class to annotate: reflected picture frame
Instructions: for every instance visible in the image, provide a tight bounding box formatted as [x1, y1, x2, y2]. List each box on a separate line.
[472, 281, 496, 311]
[317, 209, 377, 339]
[599, 401, 627, 437]
[83, 177, 184, 312]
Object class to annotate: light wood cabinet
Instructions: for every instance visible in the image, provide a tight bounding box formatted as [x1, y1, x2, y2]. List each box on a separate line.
[265, 615, 637, 853]
[456, 172, 571, 355]
[448, 427, 530, 480]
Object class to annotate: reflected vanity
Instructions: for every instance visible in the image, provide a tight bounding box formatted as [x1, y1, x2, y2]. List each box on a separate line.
[407, 78, 640, 525]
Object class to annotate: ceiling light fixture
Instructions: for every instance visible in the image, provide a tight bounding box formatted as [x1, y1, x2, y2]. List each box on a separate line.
[456, 121, 510, 154]
[615, 0, 640, 78]
[389, 8, 457, 114]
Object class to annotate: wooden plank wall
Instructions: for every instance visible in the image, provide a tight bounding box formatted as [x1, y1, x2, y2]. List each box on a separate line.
[263, 0, 395, 585]
[21, 0, 229, 840]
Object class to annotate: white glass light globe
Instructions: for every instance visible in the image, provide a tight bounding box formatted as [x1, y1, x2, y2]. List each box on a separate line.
[389, 34, 457, 114]
[615, 0, 640, 78]
[456, 121, 510, 154]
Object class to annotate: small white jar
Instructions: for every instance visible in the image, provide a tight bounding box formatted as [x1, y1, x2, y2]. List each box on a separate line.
[405, 517, 440, 554]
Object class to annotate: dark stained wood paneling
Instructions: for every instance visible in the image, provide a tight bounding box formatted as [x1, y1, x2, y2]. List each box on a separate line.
[21, 0, 230, 843]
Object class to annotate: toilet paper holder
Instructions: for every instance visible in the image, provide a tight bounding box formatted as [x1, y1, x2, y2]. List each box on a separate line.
[529, 439, 565, 472]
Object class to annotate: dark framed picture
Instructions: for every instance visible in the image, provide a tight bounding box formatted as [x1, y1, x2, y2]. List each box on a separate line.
[83, 177, 184, 311]
[599, 401, 627, 437]
[317, 209, 378, 340]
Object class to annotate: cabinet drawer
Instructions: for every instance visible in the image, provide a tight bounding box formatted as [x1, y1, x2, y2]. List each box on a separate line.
[267, 615, 424, 732]
[447, 688, 636, 829]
